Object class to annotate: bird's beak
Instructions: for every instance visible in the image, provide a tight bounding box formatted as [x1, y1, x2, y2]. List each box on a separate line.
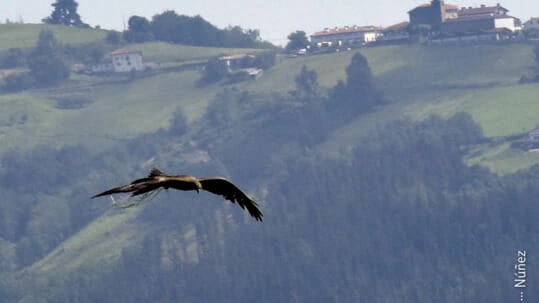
[197, 189, 200, 194]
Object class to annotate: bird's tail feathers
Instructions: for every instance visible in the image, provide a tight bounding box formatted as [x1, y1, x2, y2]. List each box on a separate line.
[91, 183, 147, 199]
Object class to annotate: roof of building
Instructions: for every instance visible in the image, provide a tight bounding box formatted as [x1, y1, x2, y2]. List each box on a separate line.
[218, 54, 255, 61]
[408, 2, 459, 13]
[458, 4, 508, 16]
[311, 25, 382, 37]
[383, 21, 410, 31]
[444, 14, 518, 23]
[109, 48, 143, 56]
[444, 4, 459, 11]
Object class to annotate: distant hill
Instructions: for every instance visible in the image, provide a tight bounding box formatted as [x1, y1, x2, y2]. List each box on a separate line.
[0, 25, 538, 302]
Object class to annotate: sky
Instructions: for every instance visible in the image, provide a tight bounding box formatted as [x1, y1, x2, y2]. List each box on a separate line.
[1, 1, 538, 45]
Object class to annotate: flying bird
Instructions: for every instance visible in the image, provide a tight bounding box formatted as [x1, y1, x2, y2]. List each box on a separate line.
[92, 168, 263, 222]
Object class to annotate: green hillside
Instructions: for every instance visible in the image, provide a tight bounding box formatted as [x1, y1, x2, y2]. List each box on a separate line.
[0, 23, 108, 51]
[1, 23, 538, 302]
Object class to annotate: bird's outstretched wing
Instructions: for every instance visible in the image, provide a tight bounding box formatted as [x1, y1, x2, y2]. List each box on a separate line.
[198, 178, 263, 222]
[91, 180, 161, 198]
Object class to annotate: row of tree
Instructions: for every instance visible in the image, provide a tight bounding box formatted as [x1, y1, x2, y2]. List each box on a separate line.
[40, 0, 271, 51]
[123, 11, 273, 48]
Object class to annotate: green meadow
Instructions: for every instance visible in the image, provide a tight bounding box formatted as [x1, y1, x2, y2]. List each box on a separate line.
[1, 23, 537, 173]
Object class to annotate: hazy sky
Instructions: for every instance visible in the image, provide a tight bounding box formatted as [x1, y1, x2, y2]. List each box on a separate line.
[1, 1, 538, 45]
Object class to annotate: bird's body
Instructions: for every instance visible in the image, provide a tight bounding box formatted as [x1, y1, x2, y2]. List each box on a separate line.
[92, 168, 263, 221]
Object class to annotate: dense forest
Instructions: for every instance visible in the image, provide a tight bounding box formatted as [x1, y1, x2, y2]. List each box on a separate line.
[0, 51, 537, 302]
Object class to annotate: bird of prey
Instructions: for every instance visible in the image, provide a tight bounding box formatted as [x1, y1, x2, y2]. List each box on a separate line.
[92, 168, 263, 222]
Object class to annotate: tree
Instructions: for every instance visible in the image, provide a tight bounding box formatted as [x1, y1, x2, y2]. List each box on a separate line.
[27, 30, 70, 87]
[344, 52, 376, 103]
[329, 52, 380, 116]
[199, 57, 228, 84]
[1, 48, 26, 68]
[123, 16, 154, 43]
[253, 51, 277, 69]
[150, 10, 186, 43]
[105, 31, 122, 44]
[285, 30, 310, 52]
[521, 45, 539, 83]
[292, 65, 320, 102]
[42, 0, 87, 27]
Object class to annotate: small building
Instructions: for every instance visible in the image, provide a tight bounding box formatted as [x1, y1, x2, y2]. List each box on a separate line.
[109, 48, 145, 73]
[440, 14, 521, 35]
[218, 54, 255, 72]
[310, 25, 382, 47]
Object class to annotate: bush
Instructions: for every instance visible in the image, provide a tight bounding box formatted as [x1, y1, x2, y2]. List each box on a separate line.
[27, 30, 70, 87]
[254, 51, 277, 69]
[2, 72, 34, 92]
[105, 31, 122, 44]
[1, 48, 26, 68]
[199, 57, 228, 85]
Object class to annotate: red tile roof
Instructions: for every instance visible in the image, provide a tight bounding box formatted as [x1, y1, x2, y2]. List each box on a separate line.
[218, 54, 255, 60]
[384, 21, 410, 31]
[458, 5, 508, 16]
[109, 48, 142, 56]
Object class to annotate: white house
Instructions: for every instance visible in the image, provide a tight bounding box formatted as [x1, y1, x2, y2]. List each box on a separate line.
[109, 48, 145, 73]
[310, 25, 382, 47]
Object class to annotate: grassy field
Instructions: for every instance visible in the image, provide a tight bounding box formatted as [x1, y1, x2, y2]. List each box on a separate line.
[465, 142, 539, 174]
[0, 28, 537, 170]
[241, 44, 533, 98]
[0, 23, 108, 51]
[131, 41, 269, 63]
[286, 43, 539, 172]
[32, 206, 144, 274]
[0, 70, 224, 154]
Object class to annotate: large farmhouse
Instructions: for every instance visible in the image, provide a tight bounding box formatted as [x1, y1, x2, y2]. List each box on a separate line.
[441, 4, 521, 35]
[310, 25, 382, 47]
[109, 48, 145, 73]
[408, 1, 521, 36]
[91, 48, 145, 74]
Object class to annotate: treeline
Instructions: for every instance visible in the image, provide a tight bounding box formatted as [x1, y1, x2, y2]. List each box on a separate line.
[123, 11, 274, 49]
